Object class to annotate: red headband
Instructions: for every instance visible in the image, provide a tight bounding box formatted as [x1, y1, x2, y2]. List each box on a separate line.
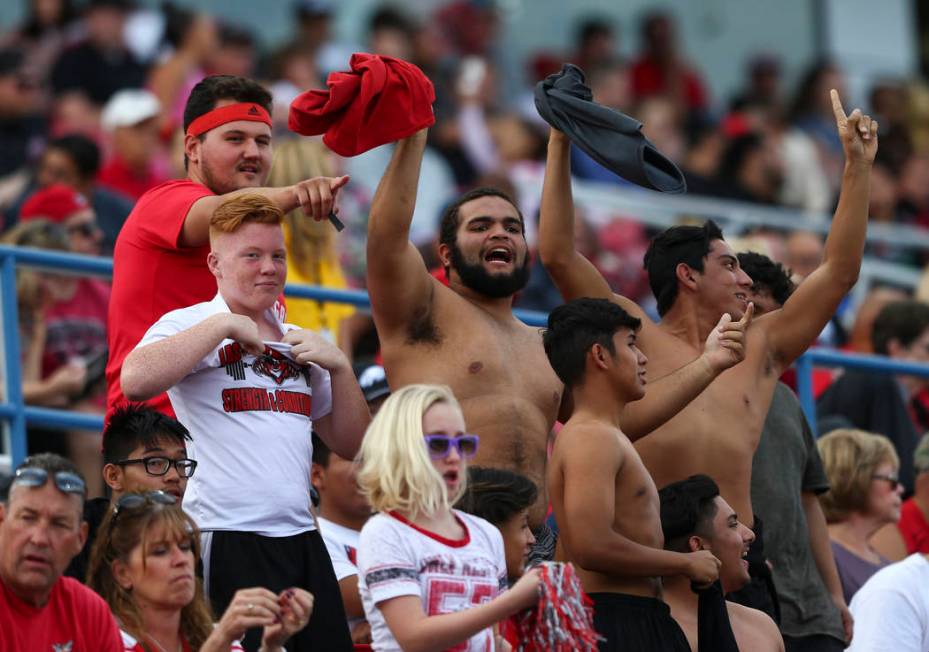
[186, 102, 272, 137]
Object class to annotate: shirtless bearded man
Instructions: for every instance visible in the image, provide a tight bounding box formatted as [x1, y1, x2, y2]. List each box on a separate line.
[367, 129, 750, 544]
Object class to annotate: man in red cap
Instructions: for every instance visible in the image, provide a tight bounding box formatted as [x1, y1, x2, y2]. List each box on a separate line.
[107, 75, 348, 420]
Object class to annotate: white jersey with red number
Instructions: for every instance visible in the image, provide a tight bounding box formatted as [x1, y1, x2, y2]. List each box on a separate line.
[136, 292, 332, 536]
[317, 516, 366, 632]
[357, 510, 507, 652]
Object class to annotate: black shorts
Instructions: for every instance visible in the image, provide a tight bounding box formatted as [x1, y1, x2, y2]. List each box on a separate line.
[203, 529, 353, 652]
[589, 592, 690, 652]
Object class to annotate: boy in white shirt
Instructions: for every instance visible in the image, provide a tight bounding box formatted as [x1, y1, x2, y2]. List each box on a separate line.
[121, 194, 370, 651]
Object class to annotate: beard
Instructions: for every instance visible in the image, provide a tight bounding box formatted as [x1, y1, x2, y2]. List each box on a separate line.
[200, 156, 265, 195]
[449, 242, 531, 299]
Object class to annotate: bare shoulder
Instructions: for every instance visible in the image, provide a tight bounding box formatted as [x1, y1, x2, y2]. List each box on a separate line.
[555, 419, 626, 461]
[726, 601, 784, 651]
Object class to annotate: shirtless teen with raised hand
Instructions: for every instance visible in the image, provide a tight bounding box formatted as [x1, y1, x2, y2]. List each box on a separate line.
[539, 90, 876, 600]
[366, 129, 750, 545]
[544, 298, 721, 652]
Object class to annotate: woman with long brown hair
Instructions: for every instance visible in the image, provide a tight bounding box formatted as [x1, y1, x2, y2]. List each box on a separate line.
[88, 492, 313, 651]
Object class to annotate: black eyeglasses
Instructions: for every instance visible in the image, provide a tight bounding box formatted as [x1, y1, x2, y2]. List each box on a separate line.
[116, 456, 198, 478]
[423, 434, 480, 460]
[871, 473, 901, 491]
[12, 467, 85, 496]
[112, 491, 177, 524]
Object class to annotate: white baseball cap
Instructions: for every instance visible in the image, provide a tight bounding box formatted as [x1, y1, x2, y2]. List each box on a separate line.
[101, 89, 161, 131]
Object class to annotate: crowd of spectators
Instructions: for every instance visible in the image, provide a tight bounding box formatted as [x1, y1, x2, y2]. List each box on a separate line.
[5, 0, 929, 651]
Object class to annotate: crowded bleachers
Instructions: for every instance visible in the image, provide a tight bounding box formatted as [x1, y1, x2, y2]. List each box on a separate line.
[4, 1, 929, 651]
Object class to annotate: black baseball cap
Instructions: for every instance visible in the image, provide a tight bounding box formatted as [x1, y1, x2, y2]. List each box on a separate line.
[355, 363, 390, 404]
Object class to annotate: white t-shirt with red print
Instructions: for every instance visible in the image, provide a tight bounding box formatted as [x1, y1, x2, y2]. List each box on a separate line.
[357, 510, 507, 652]
[317, 516, 366, 633]
[136, 292, 332, 536]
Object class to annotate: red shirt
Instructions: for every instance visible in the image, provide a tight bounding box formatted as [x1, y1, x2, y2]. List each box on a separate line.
[898, 498, 929, 555]
[0, 575, 123, 651]
[43, 277, 110, 378]
[98, 155, 170, 200]
[106, 179, 215, 418]
[630, 56, 709, 111]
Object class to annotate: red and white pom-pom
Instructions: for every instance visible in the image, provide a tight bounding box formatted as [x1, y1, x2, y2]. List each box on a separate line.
[513, 562, 601, 651]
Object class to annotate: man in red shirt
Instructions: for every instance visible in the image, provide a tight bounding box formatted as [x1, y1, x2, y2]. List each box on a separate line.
[106, 74, 347, 419]
[0, 453, 122, 651]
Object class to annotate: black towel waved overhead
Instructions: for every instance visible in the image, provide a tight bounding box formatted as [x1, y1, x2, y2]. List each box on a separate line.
[535, 63, 687, 194]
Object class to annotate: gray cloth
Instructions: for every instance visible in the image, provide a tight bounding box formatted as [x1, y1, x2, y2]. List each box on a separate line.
[830, 541, 889, 604]
[751, 383, 845, 642]
[527, 521, 557, 566]
[534, 63, 687, 194]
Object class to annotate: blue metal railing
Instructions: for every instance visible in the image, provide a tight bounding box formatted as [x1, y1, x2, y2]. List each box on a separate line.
[795, 348, 929, 435]
[4, 244, 929, 468]
[0, 245, 547, 468]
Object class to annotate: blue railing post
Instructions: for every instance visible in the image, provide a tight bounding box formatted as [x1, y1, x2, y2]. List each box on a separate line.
[1, 254, 27, 466]
[795, 354, 816, 437]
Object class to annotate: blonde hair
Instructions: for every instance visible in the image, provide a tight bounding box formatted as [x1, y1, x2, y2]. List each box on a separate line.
[817, 428, 900, 523]
[266, 138, 338, 270]
[1, 220, 70, 326]
[209, 194, 283, 238]
[357, 384, 467, 518]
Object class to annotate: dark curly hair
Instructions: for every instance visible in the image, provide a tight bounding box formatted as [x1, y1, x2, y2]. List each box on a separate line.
[737, 251, 795, 307]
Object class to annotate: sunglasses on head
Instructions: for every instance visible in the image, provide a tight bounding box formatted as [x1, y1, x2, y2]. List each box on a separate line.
[423, 434, 479, 460]
[112, 491, 177, 524]
[12, 467, 85, 496]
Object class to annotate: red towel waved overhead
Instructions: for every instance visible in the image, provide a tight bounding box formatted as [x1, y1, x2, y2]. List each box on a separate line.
[288, 53, 436, 157]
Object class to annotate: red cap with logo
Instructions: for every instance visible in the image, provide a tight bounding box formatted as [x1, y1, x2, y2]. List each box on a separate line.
[19, 185, 90, 224]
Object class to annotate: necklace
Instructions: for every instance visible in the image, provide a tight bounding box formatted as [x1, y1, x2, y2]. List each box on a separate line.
[147, 634, 182, 652]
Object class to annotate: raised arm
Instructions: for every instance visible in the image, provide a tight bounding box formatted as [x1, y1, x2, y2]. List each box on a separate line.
[558, 426, 720, 583]
[365, 129, 436, 336]
[121, 313, 262, 401]
[538, 129, 618, 304]
[765, 90, 877, 367]
[180, 175, 349, 247]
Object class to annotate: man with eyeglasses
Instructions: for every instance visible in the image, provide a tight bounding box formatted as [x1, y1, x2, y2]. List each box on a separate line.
[65, 403, 196, 582]
[0, 453, 123, 651]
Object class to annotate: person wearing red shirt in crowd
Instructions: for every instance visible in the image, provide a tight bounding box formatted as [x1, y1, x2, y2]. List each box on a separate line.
[0, 453, 122, 652]
[629, 10, 709, 116]
[98, 89, 171, 200]
[19, 184, 111, 496]
[106, 74, 347, 420]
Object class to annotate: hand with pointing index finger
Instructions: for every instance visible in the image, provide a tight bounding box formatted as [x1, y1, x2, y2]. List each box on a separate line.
[831, 89, 878, 164]
[702, 301, 754, 373]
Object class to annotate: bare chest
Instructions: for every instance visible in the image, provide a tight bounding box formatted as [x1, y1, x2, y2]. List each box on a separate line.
[384, 314, 562, 412]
